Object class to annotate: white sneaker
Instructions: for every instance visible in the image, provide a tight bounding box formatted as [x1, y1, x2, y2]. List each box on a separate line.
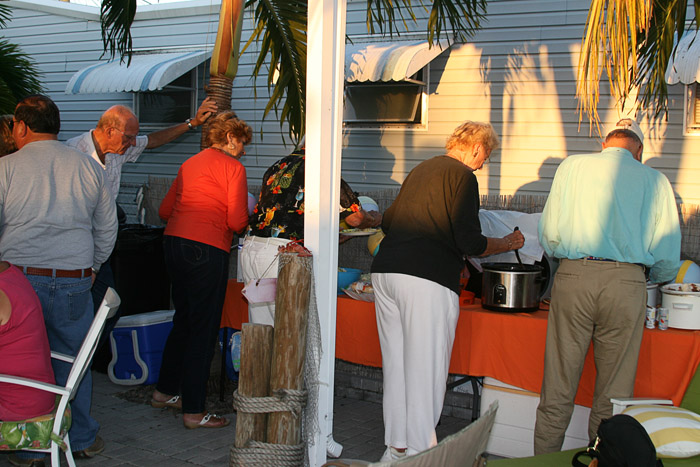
[380, 446, 407, 462]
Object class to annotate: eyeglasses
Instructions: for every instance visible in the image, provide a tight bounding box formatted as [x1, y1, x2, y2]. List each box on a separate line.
[111, 127, 138, 142]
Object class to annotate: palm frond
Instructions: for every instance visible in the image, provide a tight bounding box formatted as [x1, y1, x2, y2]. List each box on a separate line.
[0, 2, 11, 28]
[100, 0, 137, 65]
[245, 0, 306, 144]
[577, 0, 697, 131]
[635, 0, 689, 117]
[0, 39, 44, 114]
[365, 0, 488, 44]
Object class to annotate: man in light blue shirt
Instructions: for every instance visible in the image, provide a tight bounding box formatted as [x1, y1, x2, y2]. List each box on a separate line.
[534, 118, 681, 454]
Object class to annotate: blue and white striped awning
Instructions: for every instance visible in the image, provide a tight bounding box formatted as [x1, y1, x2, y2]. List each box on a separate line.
[345, 39, 451, 83]
[66, 50, 211, 94]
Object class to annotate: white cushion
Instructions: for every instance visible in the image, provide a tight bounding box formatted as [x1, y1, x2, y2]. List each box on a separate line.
[622, 404, 700, 458]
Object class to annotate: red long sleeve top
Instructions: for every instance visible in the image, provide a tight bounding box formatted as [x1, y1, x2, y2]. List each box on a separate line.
[159, 148, 249, 252]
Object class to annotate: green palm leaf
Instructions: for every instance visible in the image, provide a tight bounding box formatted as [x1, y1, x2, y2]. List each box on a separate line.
[0, 4, 44, 114]
[0, 2, 11, 28]
[365, 0, 487, 44]
[244, 0, 306, 143]
[100, 0, 137, 65]
[578, 0, 700, 130]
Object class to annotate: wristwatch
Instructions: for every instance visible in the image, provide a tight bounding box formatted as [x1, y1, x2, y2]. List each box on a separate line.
[185, 118, 194, 130]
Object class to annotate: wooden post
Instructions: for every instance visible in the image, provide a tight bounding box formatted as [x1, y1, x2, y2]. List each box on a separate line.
[266, 253, 312, 445]
[234, 323, 274, 449]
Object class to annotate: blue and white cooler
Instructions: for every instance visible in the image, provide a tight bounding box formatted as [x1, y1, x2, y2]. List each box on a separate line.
[108, 309, 175, 385]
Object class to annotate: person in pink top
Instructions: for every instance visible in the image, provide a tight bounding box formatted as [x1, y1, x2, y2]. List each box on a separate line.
[0, 261, 56, 421]
[151, 112, 251, 429]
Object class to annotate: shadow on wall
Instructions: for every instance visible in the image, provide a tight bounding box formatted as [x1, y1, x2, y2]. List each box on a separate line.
[514, 157, 564, 198]
[143, 176, 700, 273]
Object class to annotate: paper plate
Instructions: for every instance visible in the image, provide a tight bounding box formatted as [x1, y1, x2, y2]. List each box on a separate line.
[339, 228, 381, 237]
[342, 288, 375, 302]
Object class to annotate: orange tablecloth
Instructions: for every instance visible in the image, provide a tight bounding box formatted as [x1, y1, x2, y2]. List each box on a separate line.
[335, 296, 700, 408]
[221, 280, 248, 330]
[221, 279, 700, 408]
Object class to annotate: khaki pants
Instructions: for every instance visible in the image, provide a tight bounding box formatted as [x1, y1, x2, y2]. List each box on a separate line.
[534, 258, 646, 454]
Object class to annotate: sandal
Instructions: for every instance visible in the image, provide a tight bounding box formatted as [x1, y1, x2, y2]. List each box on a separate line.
[183, 413, 230, 429]
[150, 394, 182, 409]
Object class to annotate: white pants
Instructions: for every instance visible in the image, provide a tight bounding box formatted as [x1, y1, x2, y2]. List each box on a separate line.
[239, 235, 291, 326]
[371, 272, 460, 455]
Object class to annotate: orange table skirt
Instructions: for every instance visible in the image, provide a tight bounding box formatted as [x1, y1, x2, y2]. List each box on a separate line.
[221, 279, 700, 408]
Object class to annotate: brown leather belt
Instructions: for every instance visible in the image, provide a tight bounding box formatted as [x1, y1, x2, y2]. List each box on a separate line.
[18, 266, 93, 279]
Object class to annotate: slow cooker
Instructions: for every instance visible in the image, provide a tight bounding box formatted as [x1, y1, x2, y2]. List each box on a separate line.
[660, 283, 700, 330]
[481, 262, 545, 312]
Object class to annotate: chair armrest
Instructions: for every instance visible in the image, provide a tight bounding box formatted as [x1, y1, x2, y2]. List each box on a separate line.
[51, 351, 74, 364]
[611, 397, 673, 415]
[0, 373, 70, 397]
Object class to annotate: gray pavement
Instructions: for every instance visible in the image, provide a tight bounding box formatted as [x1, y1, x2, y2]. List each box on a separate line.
[0, 371, 470, 466]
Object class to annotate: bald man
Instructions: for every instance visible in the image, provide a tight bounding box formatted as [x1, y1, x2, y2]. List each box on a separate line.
[66, 97, 217, 201]
[65, 98, 216, 351]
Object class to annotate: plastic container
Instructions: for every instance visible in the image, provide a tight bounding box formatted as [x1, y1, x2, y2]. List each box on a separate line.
[108, 309, 175, 385]
[218, 328, 241, 381]
[337, 268, 362, 293]
[660, 283, 700, 330]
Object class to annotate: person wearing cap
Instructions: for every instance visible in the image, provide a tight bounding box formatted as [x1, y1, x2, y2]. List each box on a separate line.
[534, 118, 681, 454]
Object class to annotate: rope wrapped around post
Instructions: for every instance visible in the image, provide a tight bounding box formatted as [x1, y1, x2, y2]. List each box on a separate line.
[230, 440, 304, 466]
[233, 388, 307, 416]
[230, 388, 308, 466]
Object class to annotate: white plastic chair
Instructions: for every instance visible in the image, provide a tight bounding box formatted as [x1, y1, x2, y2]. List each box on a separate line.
[0, 287, 120, 467]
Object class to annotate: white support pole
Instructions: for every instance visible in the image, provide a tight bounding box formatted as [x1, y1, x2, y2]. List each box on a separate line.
[305, 0, 347, 466]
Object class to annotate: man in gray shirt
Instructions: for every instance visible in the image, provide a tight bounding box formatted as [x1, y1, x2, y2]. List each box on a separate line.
[0, 95, 117, 466]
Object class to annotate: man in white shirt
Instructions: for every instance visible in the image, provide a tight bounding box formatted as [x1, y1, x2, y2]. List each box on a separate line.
[66, 97, 217, 203]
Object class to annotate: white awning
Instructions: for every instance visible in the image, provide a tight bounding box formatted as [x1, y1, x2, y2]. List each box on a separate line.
[66, 50, 211, 94]
[345, 39, 451, 83]
[666, 30, 700, 84]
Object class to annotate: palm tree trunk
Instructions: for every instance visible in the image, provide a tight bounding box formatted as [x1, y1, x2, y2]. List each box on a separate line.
[201, 75, 234, 150]
[201, 0, 244, 150]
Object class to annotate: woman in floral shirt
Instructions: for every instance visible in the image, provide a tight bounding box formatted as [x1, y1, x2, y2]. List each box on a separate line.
[240, 148, 380, 325]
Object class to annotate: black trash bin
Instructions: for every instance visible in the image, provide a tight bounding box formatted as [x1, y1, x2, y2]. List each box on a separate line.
[112, 224, 171, 316]
[92, 224, 172, 373]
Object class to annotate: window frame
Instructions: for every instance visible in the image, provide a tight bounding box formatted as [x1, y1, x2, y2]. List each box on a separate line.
[342, 64, 430, 131]
[132, 65, 202, 130]
[684, 83, 700, 135]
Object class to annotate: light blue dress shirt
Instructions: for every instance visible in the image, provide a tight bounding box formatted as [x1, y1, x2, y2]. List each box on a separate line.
[538, 147, 681, 283]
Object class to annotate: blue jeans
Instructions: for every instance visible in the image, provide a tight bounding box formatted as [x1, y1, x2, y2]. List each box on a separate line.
[91, 259, 119, 350]
[157, 235, 229, 414]
[24, 274, 99, 454]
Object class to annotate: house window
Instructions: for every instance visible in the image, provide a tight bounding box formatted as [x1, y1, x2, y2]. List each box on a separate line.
[343, 67, 427, 128]
[134, 68, 199, 129]
[685, 83, 700, 135]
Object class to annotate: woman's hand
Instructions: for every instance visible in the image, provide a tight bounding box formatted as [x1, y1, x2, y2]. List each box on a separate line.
[345, 209, 382, 229]
[480, 229, 525, 257]
[504, 230, 525, 251]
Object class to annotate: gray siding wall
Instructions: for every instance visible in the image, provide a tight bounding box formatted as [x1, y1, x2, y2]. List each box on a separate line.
[4, 0, 700, 204]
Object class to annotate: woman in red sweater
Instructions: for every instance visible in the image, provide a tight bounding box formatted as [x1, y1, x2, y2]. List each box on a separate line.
[152, 112, 251, 429]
